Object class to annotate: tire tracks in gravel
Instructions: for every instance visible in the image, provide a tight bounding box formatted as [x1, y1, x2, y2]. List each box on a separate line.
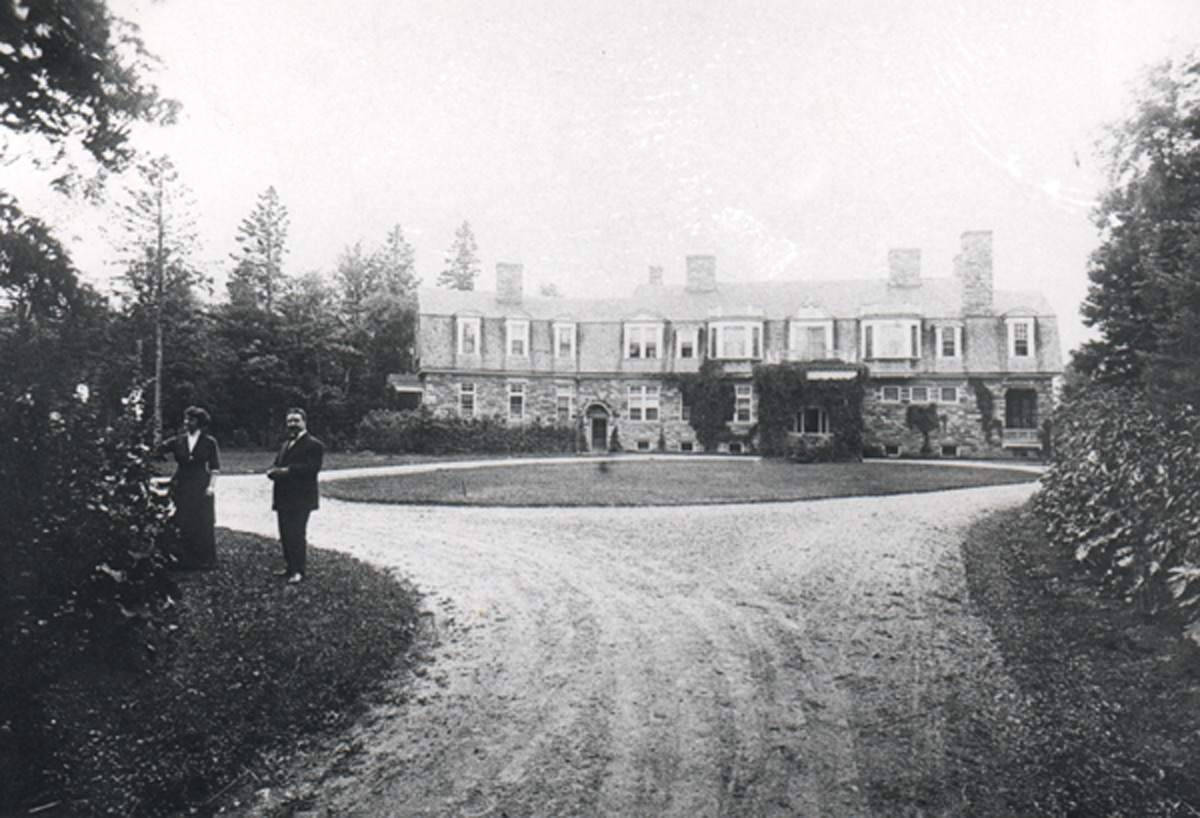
[218, 473, 1038, 817]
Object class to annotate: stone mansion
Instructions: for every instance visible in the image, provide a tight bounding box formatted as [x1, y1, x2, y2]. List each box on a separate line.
[411, 231, 1062, 457]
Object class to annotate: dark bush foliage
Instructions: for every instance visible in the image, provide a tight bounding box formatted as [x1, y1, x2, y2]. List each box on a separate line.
[1035, 385, 1200, 617]
[668, 361, 737, 452]
[753, 363, 865, 460]
[358, 408, 578, 455]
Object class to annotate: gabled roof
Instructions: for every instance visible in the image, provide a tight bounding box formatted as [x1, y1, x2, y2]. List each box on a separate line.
[417, 278, 1056, 322]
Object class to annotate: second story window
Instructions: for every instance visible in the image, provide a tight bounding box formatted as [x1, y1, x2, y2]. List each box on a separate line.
[625, 323, 661, 359]
[506, 319, 530, 357]
[710, 322, 763, 360]
[676, 327, 699, 359]
[862, 319, 921, 360]
[553, 322, 576, 358]
[936, 325, 961, 359]
[457, 316, 481, 356]
[789, 320, 833, 360]
[1007, 318, 1034, 358]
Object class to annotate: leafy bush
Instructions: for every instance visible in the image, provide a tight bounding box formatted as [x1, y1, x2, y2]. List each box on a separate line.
[358, 408, 578, 455]
[1035, 385, 1200, 616]
[753, 363, 866, 460]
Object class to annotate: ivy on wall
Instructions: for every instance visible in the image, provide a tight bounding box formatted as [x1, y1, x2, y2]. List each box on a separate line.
[905, 403, 941, 455]
[753, 363, 866, 460]
[666, 361, 736, 451]
[969, 378, 1002, 444]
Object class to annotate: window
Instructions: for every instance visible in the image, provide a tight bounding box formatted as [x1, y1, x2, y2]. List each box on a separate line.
[937, 325, 961, 358]
[789, 320, 833, 360]
[676, 327, 699, 359]
[911, 386, 929, 403]
[459, 382, 475, 418]
[637, 440, 651, 451]
[556, 384, 574, 422]
[553, 322, 576, 358]
[939, 386, 958, 403]
[794, 407, 830, 435]
[679, 441, 694, 453]
[506, 319, 530, 357]
[1008, 318, 1034, 358]
[734, 384, 754, 423]
[862, 319, 921, 360]
[627, 385, 660, 421]
[625, 323, 661, 359]
[942, 444, 959, 457]
[457, 316, 481, 355]
[710, 321, 763, 360]
[680, 394, 692, 421]
[881, 386, 901, 403]
[508, 382, 525, 420]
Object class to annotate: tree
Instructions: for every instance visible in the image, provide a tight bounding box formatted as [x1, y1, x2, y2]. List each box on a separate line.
[114, 155, 205, 440]
[437, 220, 480, 290]
[228, 186, 289, 313]
[372, 223, 419, 297]
[1076, 53, 1200, 406]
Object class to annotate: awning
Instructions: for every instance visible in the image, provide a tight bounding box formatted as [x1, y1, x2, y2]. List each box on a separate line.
[386, 374, 424, 394]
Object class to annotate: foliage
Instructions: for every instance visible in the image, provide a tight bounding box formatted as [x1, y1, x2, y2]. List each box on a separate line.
[3, 531, 420, 816]
[752, 363, 866, 460]
[228, 186, 289, 313]
[0, 0, 175, 174]
[668, 361, 737, 451]
[1075, 52, 1200, 407]
[1035, 384, 1200, 617]
[969, 378, 1002, 444]
[358, 408, 577, 455]
[436, 220, 480, 290]
[905, 404, 941, 456]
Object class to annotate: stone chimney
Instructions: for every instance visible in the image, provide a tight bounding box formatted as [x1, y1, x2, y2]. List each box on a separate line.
[954, 231, 993, 315]
[496, 262, 523, 304]
[685, 255, 717, 293]
[648, 265, 664, 286]
[887, 248, 921, 288]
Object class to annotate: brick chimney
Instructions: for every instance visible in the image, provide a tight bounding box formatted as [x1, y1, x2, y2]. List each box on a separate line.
[954, 231, 993, 315]
[888, 248, 921, 288]
[496, 262, 523, 304]
[685, 255, 717, 293]
[648, 265, 664, 286]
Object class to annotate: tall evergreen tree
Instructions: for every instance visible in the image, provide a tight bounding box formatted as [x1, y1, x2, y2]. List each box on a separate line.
[437, 220, 480, 291]
[1076, 52, 1200, 406]
[114, 155, 205, 440]
[372, 223, 419, 296]
[228, 186, 289, 313]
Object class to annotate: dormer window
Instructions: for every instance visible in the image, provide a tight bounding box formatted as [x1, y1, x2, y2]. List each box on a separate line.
[553, 321, 576, 358]
[1007, 317, 1035, 358]
[506, 319, 530, 357]
[676, 327, 699, 359]
[457, 316, 481, 356]
[709, 321, 763, 360]
[936, 324, 962, 359]
[862, 318, 921, 360]
[625, 322, 662, 359]
[789, 320, 833, 360]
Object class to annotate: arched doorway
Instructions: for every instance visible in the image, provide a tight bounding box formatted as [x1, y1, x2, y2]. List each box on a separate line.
[585, 404, 610, 452]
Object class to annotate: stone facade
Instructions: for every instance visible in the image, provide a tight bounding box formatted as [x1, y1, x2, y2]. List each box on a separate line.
[413, 231, 1063, 458]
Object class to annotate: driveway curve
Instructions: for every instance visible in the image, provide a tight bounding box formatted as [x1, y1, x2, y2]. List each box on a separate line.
[218, 463, 1038, 817]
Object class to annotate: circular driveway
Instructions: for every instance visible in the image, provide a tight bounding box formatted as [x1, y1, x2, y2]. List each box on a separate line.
[219, 462, 1039, 816]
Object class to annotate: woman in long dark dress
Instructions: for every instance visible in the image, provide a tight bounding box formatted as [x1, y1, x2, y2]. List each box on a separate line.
[161, 406, 220, 568]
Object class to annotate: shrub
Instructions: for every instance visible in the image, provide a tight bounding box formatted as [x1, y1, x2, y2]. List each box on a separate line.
[1035, 385, 1200, 617]
[357, 408, 577, 455]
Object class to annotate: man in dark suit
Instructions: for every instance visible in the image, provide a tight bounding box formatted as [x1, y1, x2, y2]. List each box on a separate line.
[267, 408, 324, 584]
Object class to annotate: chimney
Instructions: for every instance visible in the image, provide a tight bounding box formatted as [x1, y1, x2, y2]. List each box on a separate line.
[887, 248, 921, 288]
[648, 265, 664, 286]
[954, 231, 993, 315]
[685, 255, 717, 293]
[496, 262, 523, 304]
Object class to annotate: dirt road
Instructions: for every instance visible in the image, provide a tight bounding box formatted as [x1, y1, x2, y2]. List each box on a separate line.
[218, 472, 1038, 816]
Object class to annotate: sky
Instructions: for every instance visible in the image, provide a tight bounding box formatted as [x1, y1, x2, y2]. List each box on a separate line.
[11, 0, 1200, 355]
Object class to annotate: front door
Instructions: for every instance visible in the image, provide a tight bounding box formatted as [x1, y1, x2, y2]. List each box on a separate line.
[591, 417, 608, 451]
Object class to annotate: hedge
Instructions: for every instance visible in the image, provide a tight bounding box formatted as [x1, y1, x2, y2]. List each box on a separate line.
[1035, 385, 1200, 617]
[357, 409, 579, 455]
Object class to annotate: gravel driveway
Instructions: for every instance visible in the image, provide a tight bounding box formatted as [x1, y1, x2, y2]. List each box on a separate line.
[218, 466, 1039, 817]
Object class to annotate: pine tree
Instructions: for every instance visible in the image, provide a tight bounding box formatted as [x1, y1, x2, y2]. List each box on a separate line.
[372, 223, 419, 296]
[228, 186, 289, 313]
[437, 221, 480, 290]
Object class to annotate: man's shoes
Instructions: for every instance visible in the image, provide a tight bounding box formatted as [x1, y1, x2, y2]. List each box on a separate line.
[273, 569, 290, 577]
[287, 573, 304, 584]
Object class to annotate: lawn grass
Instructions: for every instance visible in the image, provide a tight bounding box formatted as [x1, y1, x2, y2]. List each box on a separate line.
[214, 447, 552, 475]
[11, 531, 421, 817]
[958, 508, 1200, 815]
[323, 458, 1039, 506]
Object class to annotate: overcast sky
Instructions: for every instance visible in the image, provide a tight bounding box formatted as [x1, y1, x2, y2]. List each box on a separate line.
[13, 0, 1200, 354]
